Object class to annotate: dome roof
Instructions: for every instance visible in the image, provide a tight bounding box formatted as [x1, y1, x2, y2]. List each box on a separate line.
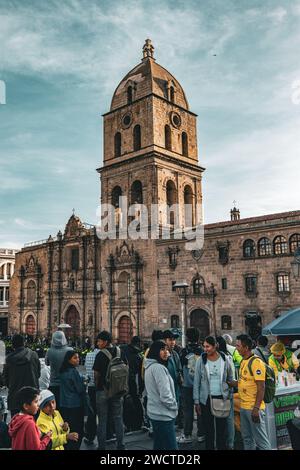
[110, 40, 189, 111]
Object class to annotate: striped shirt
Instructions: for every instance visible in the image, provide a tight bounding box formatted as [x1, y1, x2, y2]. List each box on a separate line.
[85, 348, 100, 387]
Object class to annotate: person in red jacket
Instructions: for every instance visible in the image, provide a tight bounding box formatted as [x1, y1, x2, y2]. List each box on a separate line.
[8, 386, 52, 450]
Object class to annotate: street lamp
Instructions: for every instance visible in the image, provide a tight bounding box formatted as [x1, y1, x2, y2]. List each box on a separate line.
[209, 283, 217, 337]
[173, 281, 189, 348]
[291, 247, 300, 280]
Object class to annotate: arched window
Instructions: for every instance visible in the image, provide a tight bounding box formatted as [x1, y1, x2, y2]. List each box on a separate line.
[65, 305, 81, 338]
[182, 132, 188, 157]
[25, 315, 36, 336]
[133, 125, 141, 151]
[111, 186, 122, 208]
[118, 271, 130, 300]
[27, 280, 36, 305]
[221, 315, 232, 330]
[289, 234, 300, 254]
[6, 263, 12, 279]
[184, 185, 193, 227]
[274, 235, 288, 255]
[170, 86, 175, 103]
[127, 86, 133, 104]
[165, 125, 172, 151]
[166, 180, 177, 225]
[131, 180, 143, 204]
[258, 237, 272, 256]
[114, 132, 121, 158]
[118, 315, 133, 344]
[243, 239, 255, 258]
[193, 276, 205, 295]
[171, 315, 179, 328]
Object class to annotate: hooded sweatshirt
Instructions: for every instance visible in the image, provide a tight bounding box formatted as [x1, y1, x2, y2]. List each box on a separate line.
[45, 332, 73, 387]
[3, 347, 40, 410]
[9, 413, 51, 450]
[144, 358, 178, 421]
[37, 409, 68, 450]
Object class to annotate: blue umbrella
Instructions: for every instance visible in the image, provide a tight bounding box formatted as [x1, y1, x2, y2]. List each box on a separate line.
[262, 306, 300, 335]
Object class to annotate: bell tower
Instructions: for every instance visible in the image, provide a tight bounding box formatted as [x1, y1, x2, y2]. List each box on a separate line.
[97, 40, 205, 232]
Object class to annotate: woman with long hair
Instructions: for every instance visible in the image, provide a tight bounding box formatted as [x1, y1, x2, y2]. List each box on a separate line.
[59, 350, 86, 450]
[144, 340, 178, 450]
[193, 336, 233, 450]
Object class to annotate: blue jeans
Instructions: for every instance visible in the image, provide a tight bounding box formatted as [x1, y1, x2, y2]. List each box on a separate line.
[150, 419, 178, 450]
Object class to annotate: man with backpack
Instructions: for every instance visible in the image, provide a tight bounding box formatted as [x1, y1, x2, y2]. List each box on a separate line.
[178, 327, 205, 444]
[252, 335, 270, 363]
[93, 331, 128, 450]
[233, 334, 272, 450]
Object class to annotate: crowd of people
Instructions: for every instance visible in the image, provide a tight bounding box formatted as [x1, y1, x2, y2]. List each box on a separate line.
[0, 327, 300, 451]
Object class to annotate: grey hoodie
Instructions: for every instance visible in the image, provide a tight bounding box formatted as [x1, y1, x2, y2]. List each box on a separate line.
[45, 331, 73, 386]
[144, 358, 178, 421]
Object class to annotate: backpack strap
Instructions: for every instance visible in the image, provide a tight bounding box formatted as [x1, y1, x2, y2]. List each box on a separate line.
[256, 347, 268, 364]
[247, 355, 263, 376]
[101, 348, 113, 361]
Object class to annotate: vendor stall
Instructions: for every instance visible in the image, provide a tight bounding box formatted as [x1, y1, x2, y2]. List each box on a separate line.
[262, 307, 300, 449]
[265, 381, 300, 449]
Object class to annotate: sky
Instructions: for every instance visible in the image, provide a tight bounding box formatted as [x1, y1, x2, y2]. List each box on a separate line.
[0, 0, 300, 249]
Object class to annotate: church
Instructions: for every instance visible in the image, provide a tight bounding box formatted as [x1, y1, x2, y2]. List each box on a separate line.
[8, 40, 300, 343]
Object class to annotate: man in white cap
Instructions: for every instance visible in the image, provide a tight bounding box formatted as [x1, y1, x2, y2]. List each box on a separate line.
[36, 389, 78, 450]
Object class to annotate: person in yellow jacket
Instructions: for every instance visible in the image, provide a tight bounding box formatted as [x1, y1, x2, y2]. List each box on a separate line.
[268, 342, 300, 379]
[37, 390, 79, 450]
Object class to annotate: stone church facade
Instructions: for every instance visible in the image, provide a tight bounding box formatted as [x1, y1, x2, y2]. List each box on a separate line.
[8, 41, 300, 343]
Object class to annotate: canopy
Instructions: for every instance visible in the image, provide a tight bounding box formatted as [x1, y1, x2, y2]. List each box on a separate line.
[262, 306, 300, 335]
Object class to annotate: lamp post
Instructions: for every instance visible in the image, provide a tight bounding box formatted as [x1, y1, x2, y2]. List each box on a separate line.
[291, 247, 300, 280]
[173, 281, 189, 348]
[209, 283, 217, 337]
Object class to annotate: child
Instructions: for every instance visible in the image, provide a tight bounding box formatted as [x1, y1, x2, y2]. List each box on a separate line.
[8, 386, 52, 450]
[37, 389, 78, 450]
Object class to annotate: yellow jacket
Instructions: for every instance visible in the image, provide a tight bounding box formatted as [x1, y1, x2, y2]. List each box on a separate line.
[37, 410, 68, 450]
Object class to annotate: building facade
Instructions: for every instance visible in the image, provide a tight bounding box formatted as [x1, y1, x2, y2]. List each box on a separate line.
[0, 248, 18, 336]
[8, 41, 300, 343]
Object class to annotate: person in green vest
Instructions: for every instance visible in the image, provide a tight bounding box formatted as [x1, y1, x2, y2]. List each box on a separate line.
[268, 341, 300, 379]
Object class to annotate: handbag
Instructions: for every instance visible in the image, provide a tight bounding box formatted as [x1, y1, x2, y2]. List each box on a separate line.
[210, 396, 231, 418]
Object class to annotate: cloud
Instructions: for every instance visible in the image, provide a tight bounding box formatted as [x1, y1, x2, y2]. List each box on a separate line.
[14, 218, 58, 230]
[203, 115, 300, 223]
[267, 7, 287, 24]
